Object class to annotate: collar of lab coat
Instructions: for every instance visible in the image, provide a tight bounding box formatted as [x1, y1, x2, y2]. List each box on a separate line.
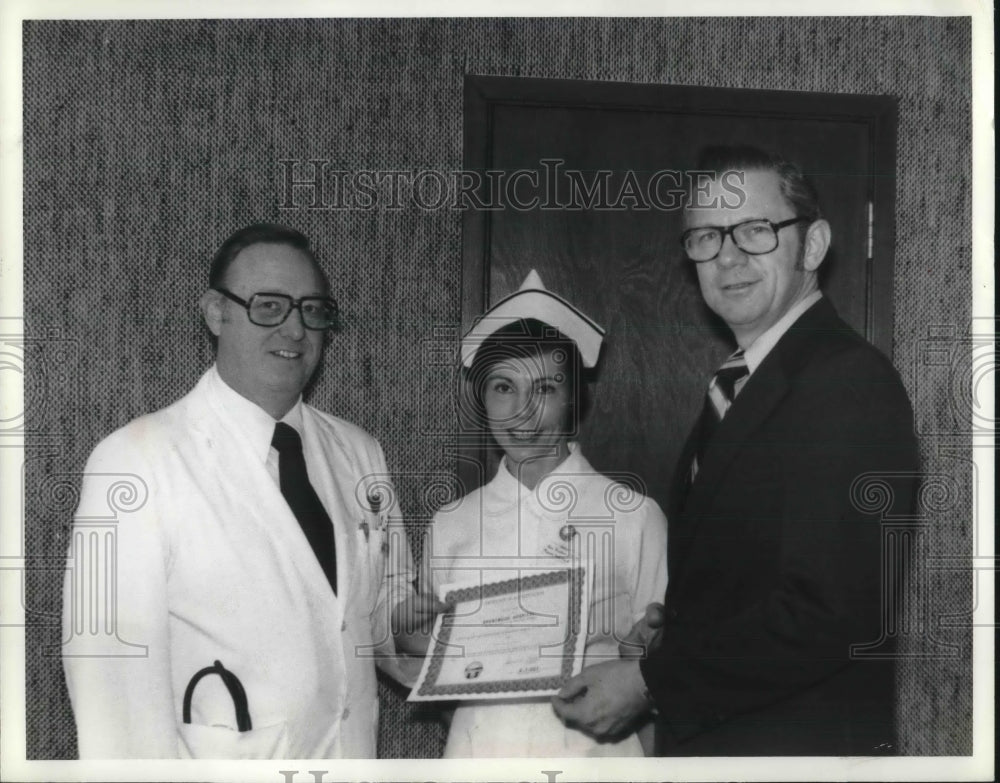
[205, 364, 304, 463]
[485, 442, 591, 518]
[197, 365, 352, 616]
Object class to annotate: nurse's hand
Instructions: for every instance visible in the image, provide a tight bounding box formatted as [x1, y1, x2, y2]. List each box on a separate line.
[391, 592, 448, 656]
[552, 660, 651, 741]
[618, 602, 667, 659]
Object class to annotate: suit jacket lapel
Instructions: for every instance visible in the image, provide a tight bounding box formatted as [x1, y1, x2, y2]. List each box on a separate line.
[668, 420, 698, 522]
[682, 359, 791, 516]
[675, 298, 845, 537]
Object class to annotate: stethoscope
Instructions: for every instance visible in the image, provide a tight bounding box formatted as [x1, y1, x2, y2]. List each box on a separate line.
[182, 660, 252, 732]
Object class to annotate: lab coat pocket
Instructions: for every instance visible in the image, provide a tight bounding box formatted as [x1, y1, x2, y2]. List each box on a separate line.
[178, 720, 290, 759]
[179, 659, 290, 759]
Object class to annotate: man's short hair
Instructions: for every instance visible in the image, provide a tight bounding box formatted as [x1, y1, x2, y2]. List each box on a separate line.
[209, 223, 328, 291]
[695, 145, 822, 230]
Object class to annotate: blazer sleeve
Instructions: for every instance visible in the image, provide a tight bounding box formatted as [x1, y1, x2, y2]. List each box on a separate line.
[61, 430, 180, 758]
[640, 348, 919, 736]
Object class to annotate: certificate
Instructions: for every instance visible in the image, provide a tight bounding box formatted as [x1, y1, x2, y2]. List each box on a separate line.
[408, 563, 590, 701]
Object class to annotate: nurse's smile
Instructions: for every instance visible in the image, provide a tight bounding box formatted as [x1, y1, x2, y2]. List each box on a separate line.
[482, 347, 573, 489]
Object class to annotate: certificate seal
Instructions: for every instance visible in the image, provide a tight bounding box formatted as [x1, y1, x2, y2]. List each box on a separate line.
[464, 662, 483, 680]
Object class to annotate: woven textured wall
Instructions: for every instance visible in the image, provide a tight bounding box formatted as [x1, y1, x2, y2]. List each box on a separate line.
[21, 17, 972, 759]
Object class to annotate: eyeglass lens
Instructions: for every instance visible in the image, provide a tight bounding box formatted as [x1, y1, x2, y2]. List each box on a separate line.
[248, 294, 336, 329]
[684, 220, 779, 260]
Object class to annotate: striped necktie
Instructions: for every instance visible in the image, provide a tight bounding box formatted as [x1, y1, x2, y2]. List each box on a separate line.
[690, 349, 749, 482]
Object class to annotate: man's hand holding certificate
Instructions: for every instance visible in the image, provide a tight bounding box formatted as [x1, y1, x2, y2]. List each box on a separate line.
[408, 563, 591, 701]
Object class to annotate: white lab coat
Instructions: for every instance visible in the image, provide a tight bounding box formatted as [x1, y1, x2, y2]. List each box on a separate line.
[61, 366, 415, 758]
[422, 445, 668, 757]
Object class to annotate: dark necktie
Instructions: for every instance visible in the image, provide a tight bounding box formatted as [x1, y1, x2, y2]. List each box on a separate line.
[271, 422, 337, 595]
[690, 349, 749, 483]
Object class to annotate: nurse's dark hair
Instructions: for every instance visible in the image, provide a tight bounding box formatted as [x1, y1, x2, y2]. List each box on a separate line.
[694, 145, 822, 237]
[208, 223, 329, 292]
[465, 318, 590, 428]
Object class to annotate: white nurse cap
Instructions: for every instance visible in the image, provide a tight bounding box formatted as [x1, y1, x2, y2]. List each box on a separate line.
[460, 270, 606, 368]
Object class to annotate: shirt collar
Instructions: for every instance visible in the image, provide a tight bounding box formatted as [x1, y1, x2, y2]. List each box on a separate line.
[743, 290, 823, 375]
[206, 364, 304, 464]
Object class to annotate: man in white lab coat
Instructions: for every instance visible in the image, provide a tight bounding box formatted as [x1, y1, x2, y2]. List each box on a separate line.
[62, 223, 417, 758]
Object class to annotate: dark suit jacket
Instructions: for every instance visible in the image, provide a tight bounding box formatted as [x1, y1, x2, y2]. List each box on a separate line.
[640, 297, 919, 756]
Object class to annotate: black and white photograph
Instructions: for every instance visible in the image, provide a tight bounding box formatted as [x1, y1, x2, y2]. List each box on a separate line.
[0, 1, 992, 781]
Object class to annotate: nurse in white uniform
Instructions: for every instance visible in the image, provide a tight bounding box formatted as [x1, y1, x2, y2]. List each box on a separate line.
[419, 271, 669, 757]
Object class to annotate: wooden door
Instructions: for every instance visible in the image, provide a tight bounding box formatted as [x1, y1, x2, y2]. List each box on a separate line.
[460, 76, 897, 511]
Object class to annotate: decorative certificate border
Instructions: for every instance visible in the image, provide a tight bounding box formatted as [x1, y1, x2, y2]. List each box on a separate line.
[414, 566, 587, 699]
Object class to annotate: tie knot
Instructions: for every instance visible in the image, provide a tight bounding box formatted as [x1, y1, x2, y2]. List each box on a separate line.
[713, 350, 749, 401]
[272, 422, 303, 454]
[719, 348, 747, 370]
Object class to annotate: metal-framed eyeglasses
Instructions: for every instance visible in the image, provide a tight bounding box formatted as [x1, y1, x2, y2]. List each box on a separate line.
[680, 217, 810, 262]
[213, 288, 339, 331]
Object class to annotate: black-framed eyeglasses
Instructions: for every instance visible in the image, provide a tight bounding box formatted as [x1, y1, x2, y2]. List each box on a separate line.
[680, 217, 810, 262]
[213, 288, 338, 331]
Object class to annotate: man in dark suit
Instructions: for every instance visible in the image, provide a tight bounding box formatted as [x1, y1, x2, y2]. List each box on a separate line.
[553, 146, 919, 755]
